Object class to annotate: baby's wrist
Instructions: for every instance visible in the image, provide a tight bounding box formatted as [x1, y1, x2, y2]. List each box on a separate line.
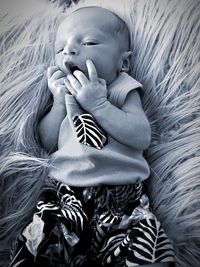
[90, 100, 110, 117]
[52, 97, 66, 109]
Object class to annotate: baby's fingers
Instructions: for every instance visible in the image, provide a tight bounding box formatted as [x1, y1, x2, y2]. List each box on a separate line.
[86, 59, 98, 82]
[56, 84, 69, 95]
[47, 66, 65, 80]
[98, 78, 106, 86]
[64, 79, 77, 97]
[47, 66, 59, 79]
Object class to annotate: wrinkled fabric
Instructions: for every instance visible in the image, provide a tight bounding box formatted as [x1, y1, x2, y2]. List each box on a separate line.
[10, 181, 175, 267]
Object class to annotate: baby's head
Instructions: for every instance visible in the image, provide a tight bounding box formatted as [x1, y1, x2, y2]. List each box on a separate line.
[55, 6, 132, 84]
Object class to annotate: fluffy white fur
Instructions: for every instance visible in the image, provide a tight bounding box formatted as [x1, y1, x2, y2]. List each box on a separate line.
[0, 0, 199, 266]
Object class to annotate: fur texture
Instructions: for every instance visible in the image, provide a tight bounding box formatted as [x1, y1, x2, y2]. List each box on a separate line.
[0, 0, 199, 266]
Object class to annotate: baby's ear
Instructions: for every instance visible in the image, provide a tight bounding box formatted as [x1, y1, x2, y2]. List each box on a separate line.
[120, 51, 133, 72]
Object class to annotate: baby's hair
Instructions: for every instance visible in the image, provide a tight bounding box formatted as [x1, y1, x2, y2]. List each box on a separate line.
[109, 11, 131, 51]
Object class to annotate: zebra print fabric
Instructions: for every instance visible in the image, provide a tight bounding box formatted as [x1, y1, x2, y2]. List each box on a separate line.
[73, 113, 108, 149]
[100, 217, 174, 266]
[9, 181, 175, 267]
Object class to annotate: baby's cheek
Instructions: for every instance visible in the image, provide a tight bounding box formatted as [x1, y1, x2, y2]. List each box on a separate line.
[55, 57, 67, 75]
[54, 56, 62, 69]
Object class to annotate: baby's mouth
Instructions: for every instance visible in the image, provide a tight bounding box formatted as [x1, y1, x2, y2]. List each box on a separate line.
[63, 61, 87, 76]
[69, 65, 81, 73]
[64, 61, 82, 74]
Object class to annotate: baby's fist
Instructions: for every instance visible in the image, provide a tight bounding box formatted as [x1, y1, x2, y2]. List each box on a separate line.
[47, 66, 69, 105]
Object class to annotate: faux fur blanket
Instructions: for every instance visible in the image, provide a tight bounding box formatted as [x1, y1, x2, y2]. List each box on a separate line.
[0, 0, 199, 266]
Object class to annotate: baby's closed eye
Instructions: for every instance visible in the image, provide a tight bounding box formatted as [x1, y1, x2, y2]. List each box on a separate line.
[82, 40, 99, 46]
[56, 48, 64, 54]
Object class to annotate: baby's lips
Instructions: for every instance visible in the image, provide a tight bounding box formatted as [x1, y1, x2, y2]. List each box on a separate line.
[63, 59, 88, 77]
[63, 61, 81, 75]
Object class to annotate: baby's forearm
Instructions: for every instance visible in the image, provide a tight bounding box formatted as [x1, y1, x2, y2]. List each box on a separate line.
[92, 101, 151, 150]
[38, 102, 66, 152]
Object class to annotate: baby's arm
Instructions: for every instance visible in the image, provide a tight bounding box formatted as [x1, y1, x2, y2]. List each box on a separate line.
[65, 60, 151, 150]
[90, 89, 151, 150]
[38, 67, 68, 152]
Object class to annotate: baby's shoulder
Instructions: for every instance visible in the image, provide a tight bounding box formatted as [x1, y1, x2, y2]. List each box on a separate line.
[108, 72, 143, 108]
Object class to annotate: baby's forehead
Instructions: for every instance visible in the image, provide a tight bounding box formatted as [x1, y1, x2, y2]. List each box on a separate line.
[58, 7, 122, 35]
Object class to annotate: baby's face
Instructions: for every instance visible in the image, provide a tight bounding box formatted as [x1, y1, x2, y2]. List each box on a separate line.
[54, 8, 123, 84]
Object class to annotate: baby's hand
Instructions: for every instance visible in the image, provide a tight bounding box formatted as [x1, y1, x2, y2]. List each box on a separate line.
[64, 60, 107, 113]
[47, 66, 69, 105]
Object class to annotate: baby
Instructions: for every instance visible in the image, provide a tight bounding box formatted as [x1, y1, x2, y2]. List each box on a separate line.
[10, 6, 174, 267]
[39, 6, 151, 187]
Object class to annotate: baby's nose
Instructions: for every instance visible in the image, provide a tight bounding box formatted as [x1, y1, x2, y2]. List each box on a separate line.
[63, 44, 79, 55]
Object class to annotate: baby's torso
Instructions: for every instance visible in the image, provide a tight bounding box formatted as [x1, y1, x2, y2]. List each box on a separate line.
[49, 72, 150, 186]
